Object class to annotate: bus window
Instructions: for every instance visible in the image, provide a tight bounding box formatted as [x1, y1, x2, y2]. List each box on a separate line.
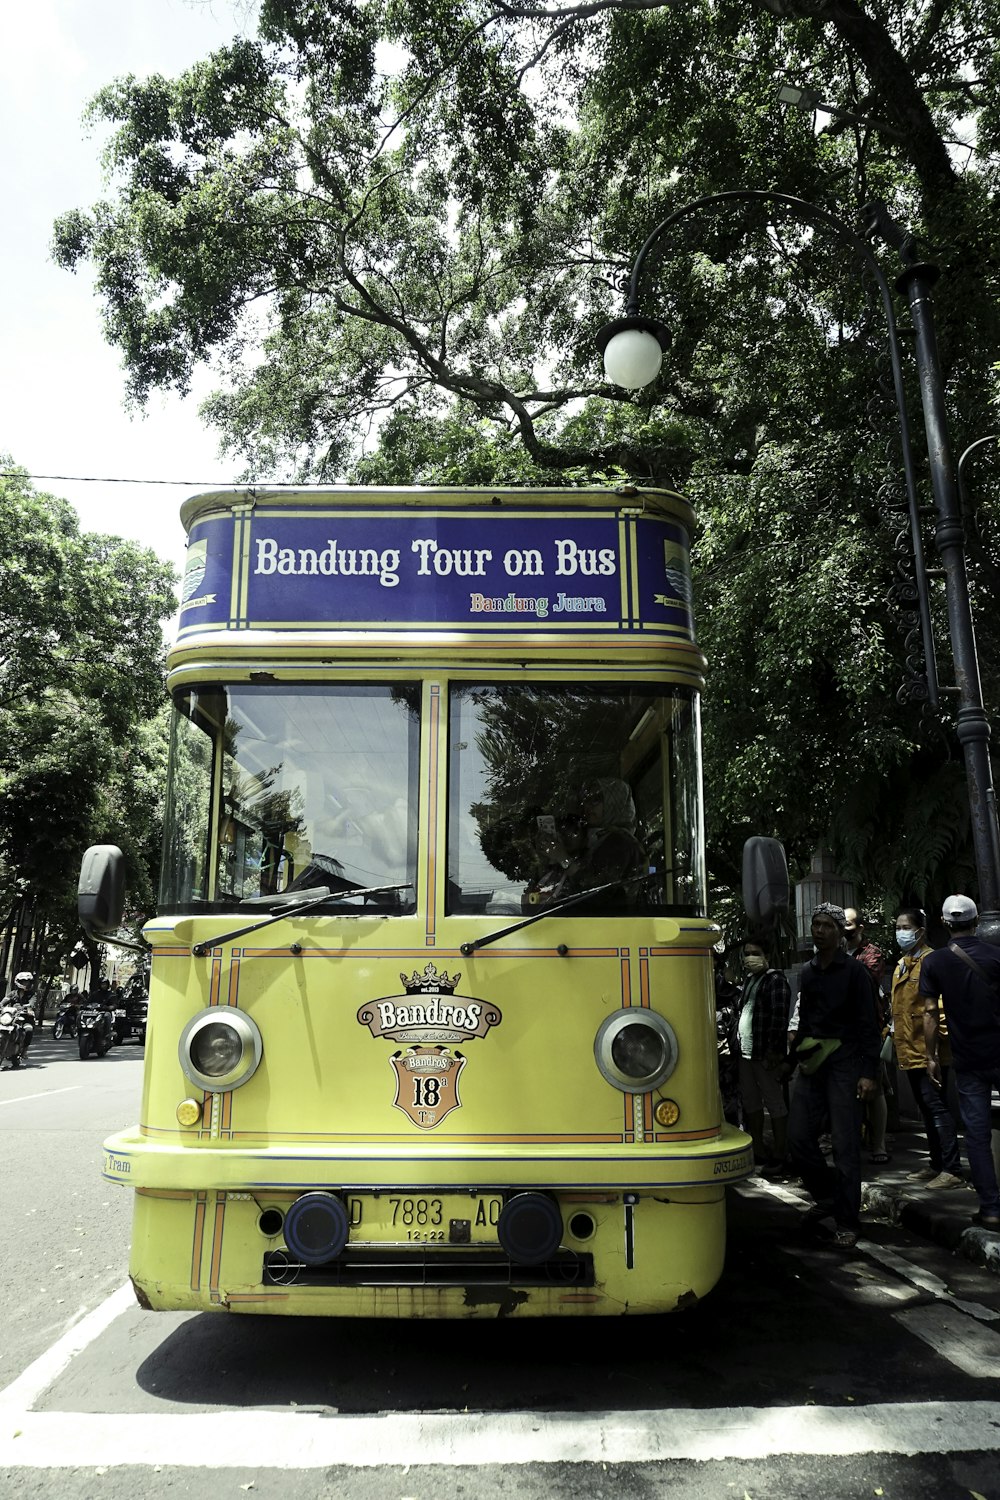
[158, 687, 223, 908]
[159, 683, 420, 913]
[447, 683, 705, 917]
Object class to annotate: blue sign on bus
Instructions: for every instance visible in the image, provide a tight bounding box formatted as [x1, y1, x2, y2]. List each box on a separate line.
[179, 503, 693, 639]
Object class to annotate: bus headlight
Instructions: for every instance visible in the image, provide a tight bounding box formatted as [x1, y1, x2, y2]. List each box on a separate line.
[594, 1008, 678, 1092]
[178, 1008, 262, 1092]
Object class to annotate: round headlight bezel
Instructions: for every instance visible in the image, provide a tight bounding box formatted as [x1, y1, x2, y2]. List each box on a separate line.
[594, 1007, 678, 1093]
[178, 1007, 262, 1093]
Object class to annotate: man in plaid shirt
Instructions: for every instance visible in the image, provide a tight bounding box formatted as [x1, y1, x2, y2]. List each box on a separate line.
[736, 940, 791, 1168]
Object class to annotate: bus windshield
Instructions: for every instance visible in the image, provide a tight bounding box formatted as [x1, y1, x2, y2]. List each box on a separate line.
[447, 683, 706, 918]
[160, 683, 420, 913]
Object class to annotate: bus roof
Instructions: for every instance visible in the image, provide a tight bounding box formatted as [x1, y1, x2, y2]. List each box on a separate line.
[179, 484, 694, 534]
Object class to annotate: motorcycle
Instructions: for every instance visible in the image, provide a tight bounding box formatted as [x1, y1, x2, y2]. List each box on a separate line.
[125, 993, 148, 1046]
[77, 999, 114, 1059]
[116, 975, 149, 1045]
[112, 1003, 129, 1045]
[0, 997, 35, 1068]
[53, 996, 81, 1039]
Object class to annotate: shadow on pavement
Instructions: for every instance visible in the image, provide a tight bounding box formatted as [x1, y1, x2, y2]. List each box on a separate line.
[116, 1187, 986, 1417]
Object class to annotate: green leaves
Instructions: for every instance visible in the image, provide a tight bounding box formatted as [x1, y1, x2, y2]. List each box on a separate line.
[52, 0, 1000, 917]
[0, 462, 176, 944]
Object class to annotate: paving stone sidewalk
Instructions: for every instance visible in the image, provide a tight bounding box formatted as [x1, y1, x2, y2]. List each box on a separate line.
[860, 1118, 1000, 1276]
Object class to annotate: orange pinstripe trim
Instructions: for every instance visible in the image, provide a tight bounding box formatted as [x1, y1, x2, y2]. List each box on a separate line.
[227, 956, 241, 1005]
[209, 1193, 226, 1300]
[228, 1130, 629, 1143]
[191, 1193, 207, 1290]
[226, 1293, 292, 1304]
[639, 953, 650, 1008]
[646, 947, 713, 957]
[620, 952, 633, 1137]
[209, 956, 223, 1006]
[425, 684, 440, 945]
[653, 1127, 719, 1141]
[238, 945, 625, 959]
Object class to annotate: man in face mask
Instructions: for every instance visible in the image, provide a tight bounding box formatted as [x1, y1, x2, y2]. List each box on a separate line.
[891, 906, 962, 1188]
[735, 941, 791, 1170]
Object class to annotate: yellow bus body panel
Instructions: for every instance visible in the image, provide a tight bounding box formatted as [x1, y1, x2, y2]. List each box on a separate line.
[105, 486, 752, 1317]
[106, 913, 751, 1317]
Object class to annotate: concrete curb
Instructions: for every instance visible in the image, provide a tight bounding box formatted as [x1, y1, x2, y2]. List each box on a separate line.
[862, 1180, 1000, 1276]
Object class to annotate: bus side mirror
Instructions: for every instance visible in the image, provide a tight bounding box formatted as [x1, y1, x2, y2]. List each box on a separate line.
[742, 837, 789, 924]
[78, 845, 126, 937]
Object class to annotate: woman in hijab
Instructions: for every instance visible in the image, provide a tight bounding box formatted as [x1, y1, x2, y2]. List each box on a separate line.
[578, 778, 647, 892]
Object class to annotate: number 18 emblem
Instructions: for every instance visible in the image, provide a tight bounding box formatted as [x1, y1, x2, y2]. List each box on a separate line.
[390, 1046, 466, 1129]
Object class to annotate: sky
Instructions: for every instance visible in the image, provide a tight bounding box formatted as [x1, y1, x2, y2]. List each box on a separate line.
[0, 0, 261, 584]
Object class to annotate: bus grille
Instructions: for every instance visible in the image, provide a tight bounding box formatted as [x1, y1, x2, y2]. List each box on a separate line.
[262, 1246, 595, 1289]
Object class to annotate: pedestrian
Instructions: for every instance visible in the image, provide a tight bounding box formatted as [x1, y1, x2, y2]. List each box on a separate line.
[919, 895, 1000, 1230]
[735, 940, 791, 1170]
[844, 907, 886, 990]
[714, 955, 740, 1128]
[787, 902, 881, 1248]
[845, 906, 891, 1165]
[890, 906, 963, 1189]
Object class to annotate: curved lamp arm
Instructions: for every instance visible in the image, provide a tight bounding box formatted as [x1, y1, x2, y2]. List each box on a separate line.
[595, 188, 937, 709]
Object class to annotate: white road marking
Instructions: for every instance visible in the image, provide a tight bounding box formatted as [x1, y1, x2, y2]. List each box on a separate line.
[0, 1086, 81, 1108]
[2, 1401, 1000, 1468]
[739, 1177, 803, 1210]
[861, 1240, 1000, 1323]
[893, 1306, 1000, 1379]
[0, 1284, 135, 1412]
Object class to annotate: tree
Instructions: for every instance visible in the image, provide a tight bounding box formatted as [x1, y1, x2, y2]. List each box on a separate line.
[51, 0, 1000, 917]
[0, 463, 176, 979]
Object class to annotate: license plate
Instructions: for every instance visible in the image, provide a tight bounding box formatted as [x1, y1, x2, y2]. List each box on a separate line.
[345, 1193, 503, 1245]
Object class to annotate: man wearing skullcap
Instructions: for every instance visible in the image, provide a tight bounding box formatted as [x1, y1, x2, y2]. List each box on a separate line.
[787, 902, 882, 1247]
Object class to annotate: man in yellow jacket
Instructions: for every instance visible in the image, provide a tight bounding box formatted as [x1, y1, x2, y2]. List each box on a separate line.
[891, 906, 963, 1189]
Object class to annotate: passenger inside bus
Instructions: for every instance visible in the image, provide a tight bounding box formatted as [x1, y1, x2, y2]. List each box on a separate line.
[522, 812, 587, 909]
[579, 778, 648, 890]
[522, 781, 647, 909]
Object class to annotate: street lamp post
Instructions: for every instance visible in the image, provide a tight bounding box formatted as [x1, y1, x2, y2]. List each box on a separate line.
[863, 203, 1000, 938]
[597, 189, 1000, 941]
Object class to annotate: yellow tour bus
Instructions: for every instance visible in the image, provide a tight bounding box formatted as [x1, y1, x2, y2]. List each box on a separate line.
[81, 484, 785, 1319]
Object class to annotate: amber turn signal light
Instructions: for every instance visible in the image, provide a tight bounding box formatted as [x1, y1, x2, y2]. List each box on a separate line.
[176, 1097, 202, 1127]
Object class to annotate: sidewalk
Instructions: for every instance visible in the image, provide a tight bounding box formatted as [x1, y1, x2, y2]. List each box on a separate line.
[859, 1116, 1000, 1276]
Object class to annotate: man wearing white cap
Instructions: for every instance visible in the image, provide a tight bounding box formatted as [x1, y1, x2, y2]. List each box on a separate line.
[919, 895, 1000, 1230]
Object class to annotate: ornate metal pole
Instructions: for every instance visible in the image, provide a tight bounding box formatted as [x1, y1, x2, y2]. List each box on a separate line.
[598, 189, 1000, 939]
[864, 203, 1000, 941]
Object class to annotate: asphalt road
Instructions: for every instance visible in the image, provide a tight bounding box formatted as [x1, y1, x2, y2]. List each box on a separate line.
[2, 1030, 1000, 1499]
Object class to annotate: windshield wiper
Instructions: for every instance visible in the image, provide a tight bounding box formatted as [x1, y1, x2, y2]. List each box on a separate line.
[459, 880, 623, 956]
[191, 884, 414, 956]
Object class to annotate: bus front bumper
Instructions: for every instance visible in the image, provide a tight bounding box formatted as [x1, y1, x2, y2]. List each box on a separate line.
[103, 1126, 754, 1192]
